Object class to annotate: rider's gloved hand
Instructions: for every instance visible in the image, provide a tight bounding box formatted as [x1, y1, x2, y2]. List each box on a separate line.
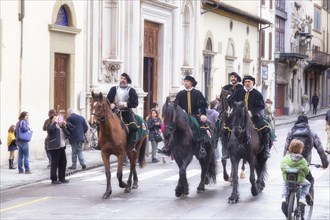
[200, 115, 207, 123]
[110, 103, 116, 109]
[248, 110, 252, 117]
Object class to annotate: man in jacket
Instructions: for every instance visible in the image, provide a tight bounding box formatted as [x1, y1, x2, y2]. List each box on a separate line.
[107, 73, 139, 152]
[66, 108, 88, 170]
[225, 75, 271, 159]
[222, 71, 243, 92]
[162, 75, 209, 158]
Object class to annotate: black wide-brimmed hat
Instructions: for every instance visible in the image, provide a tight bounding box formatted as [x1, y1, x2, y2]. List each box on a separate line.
[242, 75, 255, 84]
[229, 72, 241, 82]
[121, 73, 132, 84]
[183, 75, 197, 87]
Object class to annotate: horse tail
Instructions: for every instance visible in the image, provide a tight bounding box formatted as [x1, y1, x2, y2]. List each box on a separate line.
[207, 147, 218, 184]
[138, 135, 147, 168]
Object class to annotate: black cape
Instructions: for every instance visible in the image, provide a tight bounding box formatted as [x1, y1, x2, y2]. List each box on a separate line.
[175, 89, 208, 115]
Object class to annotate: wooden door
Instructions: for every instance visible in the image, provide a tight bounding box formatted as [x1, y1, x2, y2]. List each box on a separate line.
[54, 53, 68, 116]
[276, 84, 285, 116]
[143, 21, 159, 119]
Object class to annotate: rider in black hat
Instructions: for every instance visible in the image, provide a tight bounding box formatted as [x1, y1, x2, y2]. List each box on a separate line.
[222, 72, 243, 92]
[162, 75, 209, 158]
[107, 73, 139, 152]
[225, 75, 271, 159]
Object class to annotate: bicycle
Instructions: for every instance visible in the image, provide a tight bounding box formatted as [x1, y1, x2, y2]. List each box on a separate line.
[84, 126, 98, 151]
[283, 167, 316, 220]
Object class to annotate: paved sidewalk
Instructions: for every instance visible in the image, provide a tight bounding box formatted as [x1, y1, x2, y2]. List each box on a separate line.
[0, 108, 327, 191]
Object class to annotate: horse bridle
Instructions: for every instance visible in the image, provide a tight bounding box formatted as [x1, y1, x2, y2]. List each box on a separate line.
[91, 101, 106, 122]
[232, 113, 251, 146]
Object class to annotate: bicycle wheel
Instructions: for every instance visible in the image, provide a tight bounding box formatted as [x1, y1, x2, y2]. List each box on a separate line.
[287, 192, 296, 220]
[304, 191, 314, 220]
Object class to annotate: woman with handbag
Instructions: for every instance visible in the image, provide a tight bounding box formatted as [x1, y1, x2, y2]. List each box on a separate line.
[47, 114, 69, 184]
[147, 108, 162, 163]
[15, 111, 33, 174]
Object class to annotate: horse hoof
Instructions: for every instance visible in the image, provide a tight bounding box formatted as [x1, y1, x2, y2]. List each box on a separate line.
[197, 185, 205, 193]
[223, 174, 229, 182]
[175, 191, 182, 197]
[251, 187, 259, 196]
[132, 183, 138, 189]
[124, 187, 131, 193]
[102, 192, 111, 199]
[119, 182, 127, 188]
[228, 196, 239, 204]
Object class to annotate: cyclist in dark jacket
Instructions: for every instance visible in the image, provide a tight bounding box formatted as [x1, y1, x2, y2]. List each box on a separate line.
[283, 115, 329, 204]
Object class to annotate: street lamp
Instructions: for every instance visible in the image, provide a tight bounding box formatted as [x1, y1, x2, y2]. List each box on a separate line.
[274, 51, 280, 116]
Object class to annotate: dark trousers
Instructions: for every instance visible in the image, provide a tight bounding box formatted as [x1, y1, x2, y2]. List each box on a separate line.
[312, 104, 317, 115]
[49, 147, 67, 181]
[306, 172, 314, 195]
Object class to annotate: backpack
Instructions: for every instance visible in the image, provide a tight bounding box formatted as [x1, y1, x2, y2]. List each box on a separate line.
[291, 123, 312, 158]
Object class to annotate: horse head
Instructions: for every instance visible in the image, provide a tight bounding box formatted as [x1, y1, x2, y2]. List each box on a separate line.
[219, 89, 232, 115]
[91, 91, 108, 123]
[231, 101, 250, 142]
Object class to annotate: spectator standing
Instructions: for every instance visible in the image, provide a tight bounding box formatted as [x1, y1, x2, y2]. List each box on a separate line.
[326, 107, 330, 154]
[7, 125, 18, 169]
[66, 108, 88, 170]
[43, 109, 57, 168]
[15, 111, 32, 174]
[147, 108, 162, 163]
[301, 93, 309, 114]
[311, 92, 319, 115]
[47, 114, 69, 184]
[207, 100, 221, 160]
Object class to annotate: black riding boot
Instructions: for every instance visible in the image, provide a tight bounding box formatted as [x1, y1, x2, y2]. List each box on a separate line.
[9, 159, 16, 169]
[262, 133, 271, 158]
[128, 132, 137, 152]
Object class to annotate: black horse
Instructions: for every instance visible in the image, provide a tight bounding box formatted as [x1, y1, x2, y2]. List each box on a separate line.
[227, 101, 268, 203]
[162, 98, 217, 197]
[217, 89, 246, 181]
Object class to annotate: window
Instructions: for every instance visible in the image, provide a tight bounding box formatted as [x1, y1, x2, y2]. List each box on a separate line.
[55, 6, 68, 26]
[313, 7, 321, 32]
[275, 0, 285, 11]
[261, 30, 265, 58]
[275, 16, 285, 52]
[269, 32, 273, 60]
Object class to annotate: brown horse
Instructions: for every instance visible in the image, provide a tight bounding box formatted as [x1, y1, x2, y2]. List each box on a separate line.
[90, 91, 147, 199]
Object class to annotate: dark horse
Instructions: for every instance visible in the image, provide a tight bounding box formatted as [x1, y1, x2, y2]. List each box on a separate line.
[162, 98, 217, 197]
[217, 89, 246, 181]
[227, 101, 268, 203]
[90, 92, 147, 199]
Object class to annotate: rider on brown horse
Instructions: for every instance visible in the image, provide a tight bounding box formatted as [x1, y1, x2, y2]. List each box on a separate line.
[225, 75, 271, 159]
[162, 75, 209, 158]
[107, 73, 139, 152]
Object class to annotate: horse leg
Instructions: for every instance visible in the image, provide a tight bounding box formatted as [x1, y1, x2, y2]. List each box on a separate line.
[240, 159, 246, 179]
[125, 151, 137, 193]
[249, 160, 259, 196]
[175, 158, 190, 197]
[228, 158, 239, 203]
[115, 152, 127, 189]
[197, 157, 207, 193]
[101, 152, 112, 199]
[221, 158, 230, 181]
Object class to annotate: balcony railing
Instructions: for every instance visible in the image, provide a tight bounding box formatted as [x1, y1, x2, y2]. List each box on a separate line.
[309, 50, 330, 67]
